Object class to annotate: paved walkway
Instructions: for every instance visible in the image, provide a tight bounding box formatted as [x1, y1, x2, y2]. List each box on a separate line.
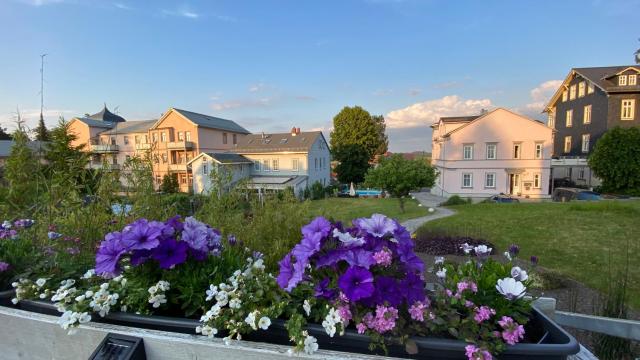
[400, 192, 457, 233]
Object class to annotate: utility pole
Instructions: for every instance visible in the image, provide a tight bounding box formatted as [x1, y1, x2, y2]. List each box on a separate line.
[39, 54, 48, 124]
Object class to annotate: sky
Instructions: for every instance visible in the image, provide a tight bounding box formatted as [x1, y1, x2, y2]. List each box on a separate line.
[0, 0, 638, 152]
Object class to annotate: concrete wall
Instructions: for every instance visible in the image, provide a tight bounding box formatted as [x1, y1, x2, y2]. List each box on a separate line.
[0, 306, 393, 360]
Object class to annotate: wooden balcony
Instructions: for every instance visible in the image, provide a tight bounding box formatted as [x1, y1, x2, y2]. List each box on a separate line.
[167, 141, 194, 150]
[135, 143, 151, 151]
[168, 163, 188, 172]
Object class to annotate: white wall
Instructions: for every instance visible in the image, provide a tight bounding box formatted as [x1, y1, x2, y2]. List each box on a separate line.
[191, 156, 252, 195]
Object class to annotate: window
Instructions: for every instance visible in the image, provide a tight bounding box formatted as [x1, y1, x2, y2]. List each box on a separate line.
[621, 99, 635, 120]
[486, 143, 497, 159]
[180, 174, 187, 185]
[569, 85, 576, 100]
[547, 109, 555, 128]
[134, 136, 140, 144]
[161, 132, 167, 142]
[155, 175, 161, 184]
[223, 133, 228, 144]
[566, 110, 573, 127]
[629, 75, 637, 86]
[533, 174, 541, 188]
[581, 134, 590, 153]
[462, 173, 473, 188]
[263, 159, 270, 171]
[178, 132, 184, 141]
[485, 173, 496, 188]
[185, 131, 191, 141]
[535, 143, 543, 159]
[233, 134, 237, 145]
[152, 133, 157, 143]
[292, 159, 299, 171]
[272, 159, 279, 171]
[578, 82, 585, 97]
[587, 82, 594, 94]
[583, 105, 591, 124]
[564, 136, 572, 153]
[315, 158, 318, 170]
[110, 136, 116, 145]
[463, 144, 474, 160]
[578, 168, 585, 180]
[562, 90, 568, 102]
[144, 135, 149, 144]
[202, 161, 208, 175]
[513, 143, 521, 159]
[124, 136, 129, 145]
[161, 153, 168, 163]
[254, 161, 261, 171]
[619, 75, 627, 86]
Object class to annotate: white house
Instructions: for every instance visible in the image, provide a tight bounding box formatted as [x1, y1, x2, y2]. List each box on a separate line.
[188, 128, 331, 196]
[431, 108, 553, 200]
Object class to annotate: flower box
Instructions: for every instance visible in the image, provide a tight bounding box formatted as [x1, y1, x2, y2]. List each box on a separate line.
[0, 289, 14, 307]
[14, 299, 579, 360]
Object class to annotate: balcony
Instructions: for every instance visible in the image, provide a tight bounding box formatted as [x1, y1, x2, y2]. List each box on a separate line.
[91, 144, 119, 153]
[88, 163, 120, 170]
[167, 141, 194, 150]
[135, 143, 151, 151]
[168, 163, 188, 172]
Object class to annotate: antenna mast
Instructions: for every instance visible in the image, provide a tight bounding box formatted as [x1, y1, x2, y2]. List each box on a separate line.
[39, 53, 48, 123]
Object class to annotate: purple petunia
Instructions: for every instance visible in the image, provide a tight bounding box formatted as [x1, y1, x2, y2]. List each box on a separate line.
[0, 261, 10, 272]
[314, 278, 337, 300]
[276, 254, 294, 290]
[292, 232, 323, 262]
[95, 231, 127, 277]
[372, 276, 403, 306]
[121, 219, 163, 250]
[301, 216, 332, 239]
[181, 217, 222, 254]
[353, 214, 397, 238]
[151, 238, 189, 269]
[165, 215, 184, 233]
[131, 249, 152, 265]
[400, 272, 426, 304]
[338, 266, 374, 302]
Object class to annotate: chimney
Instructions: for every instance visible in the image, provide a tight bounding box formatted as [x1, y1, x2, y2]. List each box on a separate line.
[291, 127, 297, 136]
[296, 127, 301, 134]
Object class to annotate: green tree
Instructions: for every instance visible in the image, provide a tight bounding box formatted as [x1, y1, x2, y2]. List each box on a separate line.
[4, 120, 40, 213]
[34, 116, 50, 141]
[364, 154, 436, 212]
[330, 106, 388, 159]
[160, 174, 179, 193]
[0, 125, 11, 140]
[44, 118, 89, 175]
[333, 143, 371, 184]
[588, 127, 640, 195]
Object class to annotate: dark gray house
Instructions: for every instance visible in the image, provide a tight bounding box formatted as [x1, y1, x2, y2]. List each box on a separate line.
[544, 65, 640, 187]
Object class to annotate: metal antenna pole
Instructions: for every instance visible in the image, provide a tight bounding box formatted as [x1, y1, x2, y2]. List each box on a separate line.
[40, 53, 48, 123]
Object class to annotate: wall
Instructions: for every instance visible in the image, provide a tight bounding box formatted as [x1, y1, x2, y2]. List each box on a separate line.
[198, 127, 247, 153]
[191, 156, 252, 195]
[306, 136, 331, 187]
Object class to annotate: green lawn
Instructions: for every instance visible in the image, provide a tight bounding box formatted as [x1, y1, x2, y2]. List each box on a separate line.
[417, 200, 640, 308]
[308, 197, 428, 224]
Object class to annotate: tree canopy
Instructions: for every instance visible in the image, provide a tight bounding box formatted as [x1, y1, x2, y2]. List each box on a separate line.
[364, 154, 436, 211]
[588, 127, 640, 195]
[333, 143, 371, 184]
[330, 106, 388, 160]
[34, 116, 50, 141]
[4, 122, 39, 213]
[0, 125, 11, 140]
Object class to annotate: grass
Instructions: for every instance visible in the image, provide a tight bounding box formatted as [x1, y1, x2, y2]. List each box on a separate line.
[308, 197, 428, 224]
[417, 200, 640, 308]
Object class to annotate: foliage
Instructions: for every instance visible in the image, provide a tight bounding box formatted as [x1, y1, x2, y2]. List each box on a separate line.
[441, 195, 472, 206]
[122, 156, 166, 220]
[364, 154, 436, 212]
[3, 123, 40, 214]
[588, 127, 640, 195]
[0, 220, 39, 288]
[34, 116, 50, 141]
[371, 115, 389, 155]
[309, 181, 326, 200]
[0, 125, 11, 140]
[333, 143, 371, 184]
[329, 106, 388, 160]
[44, 117, 89, 181]
[160, 174, 179, 194]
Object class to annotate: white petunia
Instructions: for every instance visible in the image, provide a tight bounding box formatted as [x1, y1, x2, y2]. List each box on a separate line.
[36, 278, 47, 287]
[303, 333, 319, 354]
[460, 243, 474, 254]
[436, 268, 447, 279]
[332, 228, 365, 247]
[78, 312, 91, 323]
[496, 277, 526, 300]
[303, 300, 311, 316]
[510, 266, 528, 281]
[205, 285, 218, 301]
[244, 311, 257, 330]
[82, 269, 95, 279]
[149, 294, 167, 308]
[434, 256, 444, 265]
[229, 298, 242, 309]
[474, 245, 492, 256]
[258, 316, 271, 330]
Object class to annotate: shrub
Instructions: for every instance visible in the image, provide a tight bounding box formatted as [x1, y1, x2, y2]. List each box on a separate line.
[160, 174, 179, 193]
[310, 181, 326, 200]
[440, 195, 471, 206]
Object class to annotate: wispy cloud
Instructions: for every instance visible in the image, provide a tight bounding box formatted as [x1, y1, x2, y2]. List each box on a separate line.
[524, 79, 562, 112]
[113, 2, 132, 10]
[385, 95, 492, 129]
[408, 88, 422, 96]
[248, 82, 267, 93]
[19, 0, 66, 6]
[0, 108, 75, 130]
[162, 5, 200, 19]
[211, 97, 274, 111]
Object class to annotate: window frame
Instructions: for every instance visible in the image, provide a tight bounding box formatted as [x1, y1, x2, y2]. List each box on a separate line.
[629, 74, 637, 86]
[581, 134, 590, 153]
[292, 158, 299, 172]
[222, 132, 228, 145]
[161, 132, 167, 143]
[484, 172, 496, 189]
[178, 132, 184, 141]
[566, 109, 573, 127]
[619, 75, 628, 86]
[272, 159, 279, 172]
[254, 161, 261, 171]
[462, 144, 474, 160]
[533, 174, 541, 189]
[486, 143, 497, 160]
[564, 136, 572, 153]
[569, 85, 576, 100]
[462, 173, 473, 188]
[621, 99, 635, 120]
[562, 90, 568, 102]
[262, 159, 270, 172]
[583, 105, 591, 124]
[512, 142, 522, 159]
[578, 81, 586, 97]
[587, 82, 594, 94]
[534, 142, 543, 159]
[185, 131, 191, 141]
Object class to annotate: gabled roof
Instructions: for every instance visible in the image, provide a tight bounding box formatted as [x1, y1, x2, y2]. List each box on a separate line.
[233, 131, 325, 153]
[71, 117, 116, 129]
[440, 116, 480, 123]
[441, 108, 550, 138]
[98, 120, 157, 135]
[87, 105, 126, 123]
[187, 152, 253, 166]
[163, 108, 250, 134]
[0, 140, 47, 157]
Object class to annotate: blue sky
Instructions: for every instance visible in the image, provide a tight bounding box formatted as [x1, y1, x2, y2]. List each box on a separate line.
[0, 0, 638, 151]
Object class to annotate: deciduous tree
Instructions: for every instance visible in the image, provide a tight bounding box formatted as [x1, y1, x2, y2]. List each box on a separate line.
[333, 143, 371, 184]
[330, 106, 388, 160]
[588, 127, 640, 195]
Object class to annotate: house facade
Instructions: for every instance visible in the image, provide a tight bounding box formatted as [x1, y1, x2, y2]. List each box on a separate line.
[188, 128, 331, 197]
[431, 108, 553, 199]
[544, 65, 640, 187]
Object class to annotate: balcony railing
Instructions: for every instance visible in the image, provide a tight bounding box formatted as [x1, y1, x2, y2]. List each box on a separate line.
[167, 141, 194, 150]
[168, 163, 188, 172]
[87, 163, 120, 170]
[135, 143, 151, 151]
[91, 144, 119, 153]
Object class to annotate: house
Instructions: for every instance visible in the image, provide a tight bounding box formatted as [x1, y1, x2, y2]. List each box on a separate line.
[430, 108, 553, 199]
[189, 128, 331, 197]
[189, 153, 254, 194]
[0, 140, 47, 168]
[543, 65, 640, 187]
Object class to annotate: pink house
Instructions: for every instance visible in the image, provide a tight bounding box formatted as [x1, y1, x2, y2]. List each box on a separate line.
[430, 108, 553, 200]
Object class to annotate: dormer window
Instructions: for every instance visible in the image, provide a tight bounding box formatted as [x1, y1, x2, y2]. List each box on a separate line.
[619, 75, 627, 86]
[578, 82, 585, 97]
[629, 74, 637, 86]
[587, 82, 594, 94]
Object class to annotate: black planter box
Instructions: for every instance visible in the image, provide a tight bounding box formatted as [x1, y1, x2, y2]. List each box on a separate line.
[12, 299, 579, 359]
[0, 289, 14, 307]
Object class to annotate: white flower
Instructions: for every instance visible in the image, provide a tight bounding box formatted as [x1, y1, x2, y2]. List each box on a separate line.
[244, 311, 257, 330]
[504, 251, 512, 261]
[229, 298, 242, 309]
[252, 259, 265, 271]
[157, 281, 170, 291]
[39, 293, 47, 299]
[82, 269, 95, 279]
[510, 266, 528, 281]
[11, 298, 18, 305]
[434, 256, 444, 265]
[496, 277, 526, 300]
[78, 312, 91, 323]
[36, 278, 47, 287]
[436, 268, 447, 279]
[474, 245, 492, 256]
[205, 285, 218, 301]
[85, 290, 94, 297]
[460, 243, 474, 254]
[74, 295, 86, 302]
[303, 300, 311, 316]
[303, 333, 319, 354]
[332, 228, 365, 247]
[2, 220, 12, 229]
[149, 294, 167, 308]
[148, 286, 158, 295]
[196, 325, 218, 337]
[322, 321, 336, 337]
[120, 278, 127, 287]
[258, 316, 271, 330]
[428, 207, 435, 213]
[215, 291, 229, 307]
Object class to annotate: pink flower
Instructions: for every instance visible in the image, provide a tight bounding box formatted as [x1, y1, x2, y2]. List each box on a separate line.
[464, 300, 475, 308]
[473, 306, 496, 323]
[372, 248, 393, 267]
[356, 322, 367, 334]
[409, 301, 426, 322]
[465, 345, 493, 360]
[445, 289, 453, 297]
[337, 305, 352, 323]
[498, 316, 525, 345]
[457, 280, 478, 294]
[363, 306, 399, 333]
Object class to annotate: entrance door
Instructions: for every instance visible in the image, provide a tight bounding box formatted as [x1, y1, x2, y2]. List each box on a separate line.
[509, 174, 521, 195]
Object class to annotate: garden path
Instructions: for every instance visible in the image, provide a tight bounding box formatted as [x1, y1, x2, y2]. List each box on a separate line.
[400, 192, 456, 234]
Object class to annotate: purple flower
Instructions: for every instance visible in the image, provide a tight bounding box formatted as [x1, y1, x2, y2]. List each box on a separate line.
[276, 254, 294, 290]
[47, 231, 62, 240]
[252, 251, 264, 260]
[498, 316, 525, 345]
[181, 217, 222, 254]
[400, 272, 426, 304]
[508, 244, 520, 257]
[343, 249, 375, 269]
[397, 243, 425, 273]
[473, 306, 496, 323]
[302, 216, 332, 239]
[292, 232, 323, 262]
[372, 276, 403, 306]
[338, 266, 374, 302]
[66, 247, 80, 255]
[121, 219, 163, 250]
[465, 345, 493, 360]
[131, 249, 152, 265]
[151, 238, 188, 269]
[165, 215, 184, 232]
[95, 232, 127, 277]
[354, 214, 397, 237]
[0, 261, 10, 272]
[227, 235, 237, 246]
[314, 278, 337, 299]
[530, 255, 539, 265]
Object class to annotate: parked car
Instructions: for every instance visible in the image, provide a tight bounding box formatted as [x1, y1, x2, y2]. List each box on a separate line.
[486, 194, 520, 203]
[552, 187, 601, 202]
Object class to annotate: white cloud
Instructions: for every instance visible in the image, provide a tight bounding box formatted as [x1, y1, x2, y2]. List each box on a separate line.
[162, 6, 200, 19]
[248, 82, 266, 93]
[113, 2, 132, 10]
[211, 98, 273, 111]
[20, 0, 65, 6]
[385, 95, 492, 129]
[525, 80, 562, 112]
